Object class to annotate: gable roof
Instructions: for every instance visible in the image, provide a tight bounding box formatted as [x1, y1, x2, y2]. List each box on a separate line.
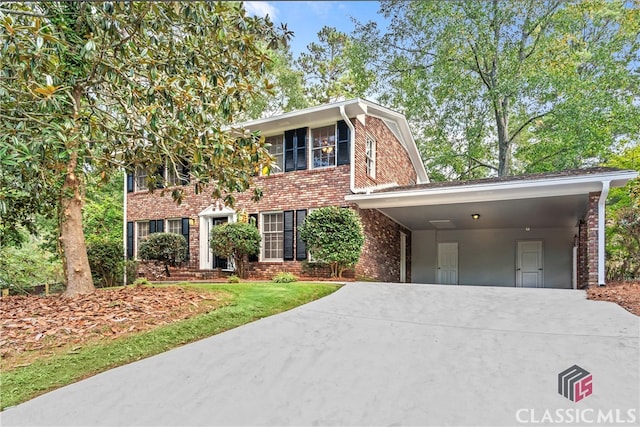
[236, 98, 430, 184]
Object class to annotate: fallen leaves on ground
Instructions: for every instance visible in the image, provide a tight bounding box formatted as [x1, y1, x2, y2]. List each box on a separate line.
[0, 285, 227, 366]
[587, 280, 640, 316]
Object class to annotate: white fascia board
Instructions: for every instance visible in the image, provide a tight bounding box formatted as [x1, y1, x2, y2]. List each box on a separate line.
[346, 170, 638, 209]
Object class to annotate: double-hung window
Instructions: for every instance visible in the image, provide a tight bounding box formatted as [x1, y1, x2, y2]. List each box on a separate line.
[135, 167, 148, 191]
[265, 135, 284, 174]
[136, 221, 150, 256]
[365, 134, 376, 179]
[311, 125, 336, 169]
[262, 212, 283, 261]
[167, 219, 182, 234]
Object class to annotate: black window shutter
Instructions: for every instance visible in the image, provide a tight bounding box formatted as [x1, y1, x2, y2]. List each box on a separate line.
[126, 173, 134, 192]
[283, 210, 294, 261]
[337, 120, 350, 166]
[181, 218, 190, 260]
[126, 222, 134, 259]
[284, 129, 296, 172]
[180, 162, 190, 185]
[149, 220, 156, 234]
[295, 127, 308, 170]
[155, 165, 165, 188]
[296, 209, 307, 261]
[249, 213, 259, 262]
[156, 219, 164, 233]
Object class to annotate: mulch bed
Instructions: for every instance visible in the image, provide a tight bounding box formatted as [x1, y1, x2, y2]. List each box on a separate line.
[586, 280, 640, 316]
[0, 285, 226, 363]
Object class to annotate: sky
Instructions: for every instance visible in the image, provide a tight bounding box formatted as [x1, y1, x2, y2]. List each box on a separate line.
[244, 1, 387, 57]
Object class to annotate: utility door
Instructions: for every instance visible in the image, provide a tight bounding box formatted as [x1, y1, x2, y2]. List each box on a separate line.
[437, 242, 458, 285]
[516, 241, 543, 288]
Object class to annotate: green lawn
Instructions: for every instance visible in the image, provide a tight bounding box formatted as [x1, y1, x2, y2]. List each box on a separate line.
[0, 282, 340, 410]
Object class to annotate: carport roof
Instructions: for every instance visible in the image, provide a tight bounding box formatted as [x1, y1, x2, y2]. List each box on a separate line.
[345, 167, 638, 231]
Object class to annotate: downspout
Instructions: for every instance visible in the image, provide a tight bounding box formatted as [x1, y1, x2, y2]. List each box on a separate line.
[122, 171, 128, 286]
[597, 180, 610, 286]
[340, 105, 367, 194]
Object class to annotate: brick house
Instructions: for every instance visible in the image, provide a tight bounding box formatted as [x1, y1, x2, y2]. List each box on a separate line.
[125, 98, 637, 287]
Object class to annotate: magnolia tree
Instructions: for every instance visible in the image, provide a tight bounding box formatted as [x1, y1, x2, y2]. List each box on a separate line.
[0, 2, 287, 295]
[299, 207, 365, 278]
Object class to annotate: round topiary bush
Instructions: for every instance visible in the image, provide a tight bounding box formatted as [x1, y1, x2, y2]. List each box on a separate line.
[138, 233, 188, 277]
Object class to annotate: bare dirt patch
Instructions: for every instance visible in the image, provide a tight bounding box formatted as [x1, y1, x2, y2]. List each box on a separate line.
[586, 280, 640, 316]
[0, 285, 227, 368]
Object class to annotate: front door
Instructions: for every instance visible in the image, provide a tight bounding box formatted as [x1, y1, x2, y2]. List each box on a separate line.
[212, 217, 228, 270]
[437, 242, 458, 285]
[516, 241, 543, 287]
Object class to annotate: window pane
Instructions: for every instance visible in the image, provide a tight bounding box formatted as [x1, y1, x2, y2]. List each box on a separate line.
[312, 125, 336, 168]
[136, 221, 149, 256]
[136, 167, 148, 191]
[168, 219, 181, 234]
[262, 212, 283, 260]
[265, 135, 284, 173]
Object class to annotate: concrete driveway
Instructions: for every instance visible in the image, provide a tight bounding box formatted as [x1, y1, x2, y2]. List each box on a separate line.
[2, 282, 639, 426]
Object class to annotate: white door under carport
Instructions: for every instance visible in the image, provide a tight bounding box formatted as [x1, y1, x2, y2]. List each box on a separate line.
[437, 242, 458, 285]
[516, 240, 543, 287]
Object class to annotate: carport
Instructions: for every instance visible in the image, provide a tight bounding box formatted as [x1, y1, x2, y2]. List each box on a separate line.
[346, 168, 637, 289]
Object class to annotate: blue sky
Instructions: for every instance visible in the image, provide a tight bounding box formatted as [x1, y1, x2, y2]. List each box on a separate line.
[244, 1, 386, 57]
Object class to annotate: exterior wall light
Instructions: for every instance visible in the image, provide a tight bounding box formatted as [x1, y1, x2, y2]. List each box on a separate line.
[471, 213, 480, 220]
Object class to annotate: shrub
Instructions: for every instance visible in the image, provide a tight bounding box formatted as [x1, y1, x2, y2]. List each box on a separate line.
[0, 237, 63, 294]
[227, 275, 240, 283]
[132, 277, 151, 287]
[87, 239, 123, 288]
[210, 222, 260, 279]
[272, 272, 298, 283]
[299, 207, 364, 278]
[138, 233, 188, 277]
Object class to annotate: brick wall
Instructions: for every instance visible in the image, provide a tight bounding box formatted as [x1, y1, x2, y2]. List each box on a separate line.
[126, 113, 415, 281]
[353, 116, 417, 188]
[577, 220, 588, 289]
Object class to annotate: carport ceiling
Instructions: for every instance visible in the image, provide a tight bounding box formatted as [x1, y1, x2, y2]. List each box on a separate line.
[379, 194, 588, 231]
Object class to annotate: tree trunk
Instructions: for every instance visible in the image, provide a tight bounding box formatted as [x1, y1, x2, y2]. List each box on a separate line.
[60, 150, 95, 296]
[495, 99, 511, 176]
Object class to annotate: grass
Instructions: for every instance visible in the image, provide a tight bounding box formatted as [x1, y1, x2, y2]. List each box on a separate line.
[0, 282, 340, 410]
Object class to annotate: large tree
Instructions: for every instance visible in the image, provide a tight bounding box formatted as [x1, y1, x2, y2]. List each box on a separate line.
[0, 2, 286, 295]
[356, 0, 640, 179]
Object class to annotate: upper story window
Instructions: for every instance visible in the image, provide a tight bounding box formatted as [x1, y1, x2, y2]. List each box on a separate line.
[265, 135, 284, 174]
[365, 134, 376, 179]
[312, 125, 336, 169]
[135, 167, 148, 191]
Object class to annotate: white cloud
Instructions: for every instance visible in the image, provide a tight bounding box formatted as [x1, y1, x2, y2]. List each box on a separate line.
[244, 1, 279, 21]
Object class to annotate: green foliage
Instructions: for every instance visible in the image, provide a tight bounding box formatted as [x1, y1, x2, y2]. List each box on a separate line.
[84, 172, 124, 244]
[86, 239, 123, 288]
[210, 222, 261, 279]
[356, 0, 640, 179]
[0, 237, 63, 294]
[0, 2, 288, 294]
[299, 207, 364, 278]
[132, 278, 152, 287]
[227, 275, 240, 284]
[297, 26, 371, 105]
[138, 233, 187, 277]
[272, 272, 298, 283]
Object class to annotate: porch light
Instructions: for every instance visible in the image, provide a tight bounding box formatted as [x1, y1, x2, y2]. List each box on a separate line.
[189, 218, 196, 226]
[471, 213, 480, 220]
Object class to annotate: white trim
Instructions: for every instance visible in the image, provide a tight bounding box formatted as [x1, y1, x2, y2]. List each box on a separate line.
[346, 170, 638, 209]
[261, 211, 284, 262]
[198, 203, 237, 270]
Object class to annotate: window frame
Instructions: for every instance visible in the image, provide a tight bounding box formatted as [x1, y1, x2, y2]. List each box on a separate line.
[135, 221, 150, 257]
[311, 124, 337, 169]
[365, 133, 376, 179]
[167, 218, 182, 235]
[264, 134, 285, 174]
[135, 167, 148, 191]
[261, 211, 284, 262]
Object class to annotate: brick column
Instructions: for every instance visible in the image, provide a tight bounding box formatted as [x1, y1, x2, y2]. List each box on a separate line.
[586, 192, 601, 287]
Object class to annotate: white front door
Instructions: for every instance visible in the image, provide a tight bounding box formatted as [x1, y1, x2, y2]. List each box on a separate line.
[400, 232, 407, 283]
[437, 242, 458, 285]
[517, 241, 543, 288]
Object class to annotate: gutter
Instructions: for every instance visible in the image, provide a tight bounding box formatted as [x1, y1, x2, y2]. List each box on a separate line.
[597, 180, 610, 286]
[340, 104, 368, 194]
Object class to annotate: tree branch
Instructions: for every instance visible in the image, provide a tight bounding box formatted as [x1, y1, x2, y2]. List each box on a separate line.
[0, 8, 46, 18]
[508, 111, 551, 144]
